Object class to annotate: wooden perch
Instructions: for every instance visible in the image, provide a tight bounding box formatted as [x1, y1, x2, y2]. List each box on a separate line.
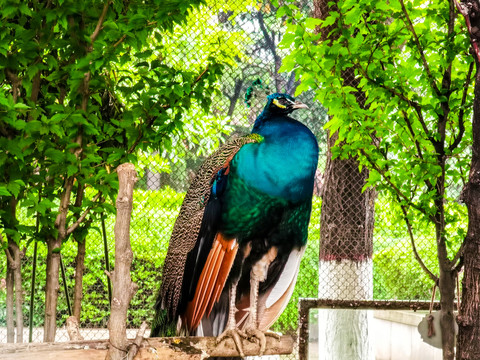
[2, 335, 294, 359]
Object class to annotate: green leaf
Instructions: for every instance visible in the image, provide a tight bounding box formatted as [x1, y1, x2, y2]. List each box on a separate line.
[305, 17, 322, 29]
[51, 247, 62, 254]
[67, 165, 78, 177]
[7, 182, 22, 197]
[322, 12, 339, 27]
[45, 148, 65, 163]
[0, 186, 12, 196]
[14, 103, 30, 110]
[324, 116, 342, 134]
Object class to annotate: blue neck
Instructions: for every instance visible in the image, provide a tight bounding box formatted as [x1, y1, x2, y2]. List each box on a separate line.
[252, 107, 270, 133]
[235, 115, 319, 202]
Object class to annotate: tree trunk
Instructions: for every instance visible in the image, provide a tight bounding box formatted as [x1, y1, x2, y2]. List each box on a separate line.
[313, 0, 375, 356]
[2, 334, 294, 359]
[106, 163, 139, 360]
[318, 132, 375, 360]
[44, 237, 62, 342]
[456, 55, 480, 360]
[72, 183, 86, 322]
[436, 203, 457, 360]
[43, 176, 76, 342]
[73, 238, 86, 321]
[5, 253, 14, 343]
[13, 241, 24, 343]
[438, 264, 456, 360]
[3, 199, 24, 344]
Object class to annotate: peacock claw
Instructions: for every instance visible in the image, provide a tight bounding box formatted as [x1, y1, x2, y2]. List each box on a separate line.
[245, 326, 281, 356]
[216, 328, 249, 357]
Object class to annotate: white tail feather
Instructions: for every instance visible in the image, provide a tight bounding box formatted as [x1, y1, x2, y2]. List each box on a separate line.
[266, 246, 305, 308]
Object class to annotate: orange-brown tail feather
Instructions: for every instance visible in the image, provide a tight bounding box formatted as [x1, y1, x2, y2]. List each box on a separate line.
[183, 233, 238, 331]
[192, 241, 223, 326]
[206, 239, 238, 317]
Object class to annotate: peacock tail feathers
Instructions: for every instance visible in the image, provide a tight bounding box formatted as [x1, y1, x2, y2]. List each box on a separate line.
[150, 308, 177, 338]
[158, 134, 263, 325]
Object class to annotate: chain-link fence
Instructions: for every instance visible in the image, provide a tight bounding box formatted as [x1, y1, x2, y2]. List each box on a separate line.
[0, 0, 466, 359]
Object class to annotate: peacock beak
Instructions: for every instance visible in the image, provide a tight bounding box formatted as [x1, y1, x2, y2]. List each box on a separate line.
[292, 101, 309, 109]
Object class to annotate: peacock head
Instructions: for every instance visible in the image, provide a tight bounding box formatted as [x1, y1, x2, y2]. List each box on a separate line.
[245, 80, 308, 115]
[264, 93, 309, 116]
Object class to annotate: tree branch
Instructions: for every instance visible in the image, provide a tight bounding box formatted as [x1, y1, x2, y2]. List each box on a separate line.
[257, 11, 279, 64]
[399, 0, 441, 96]
[5, 69, 21, 103]
[30, 70, 41, 103]
[194, 66, 209, 84]
[449, 60, 474, 152]
[126, 321, 148, 360]
[357, 66, 436, 145]
[401, 110, 435, 191]
[225, 78, 244, 117]
[63, 1, 109, 239]
[358, 148, 429, 215]
[54, 177, 76, 240]
[286, 71, 298, 95]
[2, 236, 14, 265]
[454, 0, 480, 62]
[113, 34, 127, 48]
[437, 0, 457, 121]
[402, 110, 425, 161]
[91, 1, 110, 43]
[66, 191, 102, 236]
[400, 204, 438, 282]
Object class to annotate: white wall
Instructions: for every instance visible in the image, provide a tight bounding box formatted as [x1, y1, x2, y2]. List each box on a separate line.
[310, 310, 443, 360]
[372, 311, 442, 360]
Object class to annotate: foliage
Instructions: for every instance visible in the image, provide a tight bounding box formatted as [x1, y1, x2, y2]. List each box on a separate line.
[0, 0, 222, 239]
[278, 0, 470, 277]
[1, 0, 461, 338]
[0, 190, 321, 331]
[0, 0, 249, 334]
[374, 241, 437, 300]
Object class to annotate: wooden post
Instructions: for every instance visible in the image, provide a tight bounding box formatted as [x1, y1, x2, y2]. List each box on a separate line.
[106, 163, 139, 360]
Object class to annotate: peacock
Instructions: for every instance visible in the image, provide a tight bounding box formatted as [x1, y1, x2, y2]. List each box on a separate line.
[151, 85, 319, 356]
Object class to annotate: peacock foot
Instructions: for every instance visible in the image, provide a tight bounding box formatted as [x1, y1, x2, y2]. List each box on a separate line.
[244, 326, 281, 356]
[216, 328, 249, 357]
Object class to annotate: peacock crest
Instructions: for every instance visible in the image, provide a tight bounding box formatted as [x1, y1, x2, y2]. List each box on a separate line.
[245, 78, 269, 108]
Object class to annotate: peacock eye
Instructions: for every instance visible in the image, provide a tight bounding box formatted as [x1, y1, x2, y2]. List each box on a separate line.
[272, 98, 287, 109]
